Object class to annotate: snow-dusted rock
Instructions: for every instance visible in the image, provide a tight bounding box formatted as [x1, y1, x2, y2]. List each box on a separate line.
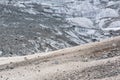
[107, 1, 120, 8]
[107, 1, 116, 7]
[101, 0, 109, 3]
[100, 21, 120, 31]
[66, 17, 94, 28]
[98, 19, 108, 29]
[104, 21, 120, 31]
[92, 0, 101, 5]
[96, 8, 119, 20]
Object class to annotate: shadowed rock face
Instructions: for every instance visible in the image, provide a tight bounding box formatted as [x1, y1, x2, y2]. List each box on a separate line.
[0, 0, 120, 56]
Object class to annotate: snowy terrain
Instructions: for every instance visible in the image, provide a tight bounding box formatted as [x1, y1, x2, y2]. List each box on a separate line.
[0, 0, 120, 56]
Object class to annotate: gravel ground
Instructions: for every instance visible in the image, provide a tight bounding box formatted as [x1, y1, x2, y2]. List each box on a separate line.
[0, 37, 120, 80]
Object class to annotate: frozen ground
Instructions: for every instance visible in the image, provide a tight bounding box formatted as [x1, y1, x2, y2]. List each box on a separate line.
[0, 0, 120, 56]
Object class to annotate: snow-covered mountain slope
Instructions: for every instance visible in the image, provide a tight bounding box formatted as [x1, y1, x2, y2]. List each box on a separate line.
[0, 0, 120, 56]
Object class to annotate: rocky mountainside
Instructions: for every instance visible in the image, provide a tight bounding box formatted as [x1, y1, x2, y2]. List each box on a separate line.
[0, 0, 120, 56]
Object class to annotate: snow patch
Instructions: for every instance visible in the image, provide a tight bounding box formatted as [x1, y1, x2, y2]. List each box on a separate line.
[66, 17, 94, 28]
[96, 8, 119, 20]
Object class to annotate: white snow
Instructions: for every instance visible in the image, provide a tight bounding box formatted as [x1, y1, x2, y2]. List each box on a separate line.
[13, 2, 26, 7]
[86, 30, 96, 35]
[22, 8, 39, 15]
